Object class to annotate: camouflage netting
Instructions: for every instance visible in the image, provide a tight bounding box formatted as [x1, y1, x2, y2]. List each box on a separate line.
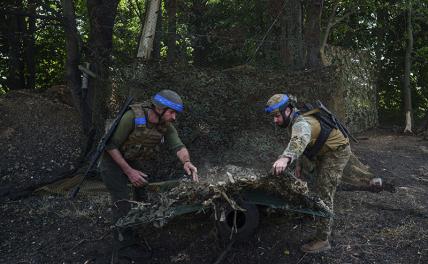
[109, 55, 378, 228]
[6, 52, 377, 225]
[110, 54, 377, 181]
[116, 165, 331, 228]
[324, 45, 378, 133]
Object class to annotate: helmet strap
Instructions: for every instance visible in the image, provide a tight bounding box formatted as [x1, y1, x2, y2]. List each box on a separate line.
[279, 104, 293, 128]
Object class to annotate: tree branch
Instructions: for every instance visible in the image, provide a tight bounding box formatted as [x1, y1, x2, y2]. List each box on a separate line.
[0, 9, 63, 21]
[331, 10, 355, 27]
[320, 2, 356, 55]
[129, 0, 144, 24]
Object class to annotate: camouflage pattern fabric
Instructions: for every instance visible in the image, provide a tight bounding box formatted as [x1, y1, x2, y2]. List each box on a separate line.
[116, 165, 330, 228]
[281, 114, 312, 163]
[311, 144, 351, 240]
[266, 94, 288, 115]
[120, 105, 176, 161]
[278, 111, 351, 240]
[105, 104, 185, 161]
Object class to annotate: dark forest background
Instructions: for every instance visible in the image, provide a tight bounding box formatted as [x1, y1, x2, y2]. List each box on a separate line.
[1, 0, 427, 136]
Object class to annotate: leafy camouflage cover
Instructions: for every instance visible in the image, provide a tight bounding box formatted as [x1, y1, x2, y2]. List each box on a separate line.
[116, 165, 331, 228]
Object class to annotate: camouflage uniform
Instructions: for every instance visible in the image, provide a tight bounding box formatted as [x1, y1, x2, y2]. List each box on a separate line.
[281, 114, 351, 240]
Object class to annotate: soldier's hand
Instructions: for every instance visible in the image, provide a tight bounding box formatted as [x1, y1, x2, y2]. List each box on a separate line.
[273, 157, 290, 175]
[125, 168, 148, 187]
[184, 161, 199, 182]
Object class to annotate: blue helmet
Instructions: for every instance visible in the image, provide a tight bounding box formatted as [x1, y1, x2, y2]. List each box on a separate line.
[152, 89, 184, 112]
[265, 94, 289, 114]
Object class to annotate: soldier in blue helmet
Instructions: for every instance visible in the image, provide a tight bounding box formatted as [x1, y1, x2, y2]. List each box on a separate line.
[265, 93, 351, 254]
[101, 89, 198, 262]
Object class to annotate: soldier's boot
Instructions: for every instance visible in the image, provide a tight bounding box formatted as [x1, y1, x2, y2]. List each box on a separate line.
[301, 239, 331, 253]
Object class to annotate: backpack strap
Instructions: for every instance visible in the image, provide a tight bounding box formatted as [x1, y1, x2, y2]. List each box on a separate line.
[129, 103, 147, 128]
[303, 115, 333, 160]
[299, 102, 336, 160]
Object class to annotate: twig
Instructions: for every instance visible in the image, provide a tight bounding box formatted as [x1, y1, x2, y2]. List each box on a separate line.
[219, 191, 244, 211]
[212, 239, 236, 264]
[230, 209, 237, 240]
[143, 237, 152, 251]
[71, 232, 109, 251]
[337, 243, 384, 248]
[296, 253, 307, 264]
[246, 1, 287, 64]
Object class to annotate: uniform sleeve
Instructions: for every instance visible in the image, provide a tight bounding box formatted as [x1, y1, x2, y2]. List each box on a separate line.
[281, 118, 312, 163]
[105, 110, 135, 150]
[165, 124, 185, 153]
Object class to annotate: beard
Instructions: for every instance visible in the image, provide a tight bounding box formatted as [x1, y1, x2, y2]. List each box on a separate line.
[277, 110, 292, 128]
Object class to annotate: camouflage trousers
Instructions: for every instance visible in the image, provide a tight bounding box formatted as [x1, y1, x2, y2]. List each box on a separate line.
[310, 144, 351, 240]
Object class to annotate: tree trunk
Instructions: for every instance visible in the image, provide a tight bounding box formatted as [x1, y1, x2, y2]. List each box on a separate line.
[166, 0, 177, 64]
[86, 0, 119, 154]
[137, 0, 160, 60]
[403, 0, 413, 133]
[61, 0, 83, 117]
[304, 0, 323, 68]
[152, 0, 163, 61]
[191, 0, 208, 66]
[23, 0, 36, 90]
[280, 0, 304, 70]
[419, 112, 428, 132]
[6, 1, 25, 90]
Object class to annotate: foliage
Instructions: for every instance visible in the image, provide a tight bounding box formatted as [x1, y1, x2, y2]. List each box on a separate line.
[111, 0, 145, 64]
[1, 0, 427, 126]
[116, 166, 331, 228]
[326, 0, 428, 123]
[34, 1, 66, 89]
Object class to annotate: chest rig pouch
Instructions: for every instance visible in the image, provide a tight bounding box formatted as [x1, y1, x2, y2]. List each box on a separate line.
[120, 102, 168, 161]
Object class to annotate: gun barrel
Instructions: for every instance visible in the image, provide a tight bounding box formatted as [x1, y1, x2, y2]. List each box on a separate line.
[316, 100, 358, 143]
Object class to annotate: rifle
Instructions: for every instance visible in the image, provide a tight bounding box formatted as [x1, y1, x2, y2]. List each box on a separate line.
[69, 96, 134, 199]
[315, 100, 358, 143]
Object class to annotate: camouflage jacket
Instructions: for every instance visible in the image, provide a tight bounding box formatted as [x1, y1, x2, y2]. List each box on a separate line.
[281, 114, 312, 163]
[280, 111, 348, 163]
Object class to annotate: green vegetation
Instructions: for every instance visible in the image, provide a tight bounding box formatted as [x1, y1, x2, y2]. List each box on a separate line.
[1, 0, 427, 126]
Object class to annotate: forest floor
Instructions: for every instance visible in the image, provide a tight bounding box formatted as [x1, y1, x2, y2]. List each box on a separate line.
[1, 90, 427, 264]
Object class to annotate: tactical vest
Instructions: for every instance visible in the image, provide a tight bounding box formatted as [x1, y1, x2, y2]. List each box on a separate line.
[297, 103, 349, 160]
[120, 102, 169, 161]
[300, 114, 333, 159]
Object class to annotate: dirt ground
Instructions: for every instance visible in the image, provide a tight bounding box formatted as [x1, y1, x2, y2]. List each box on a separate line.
[1, 91, 428, 264]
